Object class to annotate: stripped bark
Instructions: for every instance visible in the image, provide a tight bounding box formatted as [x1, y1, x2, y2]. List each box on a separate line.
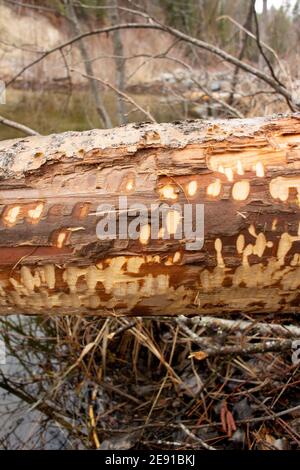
[0, 114, 300, 316]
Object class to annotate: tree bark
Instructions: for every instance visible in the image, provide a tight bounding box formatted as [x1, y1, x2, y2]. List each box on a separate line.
[0, 114, 300, 316]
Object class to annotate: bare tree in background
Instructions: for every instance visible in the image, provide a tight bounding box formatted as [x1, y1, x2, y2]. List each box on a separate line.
[108, 0, 127, 125]
[63, 0, 112, 128]
[259, 0, 268, 68]
[228, 0, 254, 104]
[1, 0, 300, 129]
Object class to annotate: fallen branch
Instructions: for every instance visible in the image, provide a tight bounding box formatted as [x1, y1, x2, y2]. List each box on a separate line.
[176, 316, 294, 358]
[0, 115, 300, 316]
[187, 316, 300, 338]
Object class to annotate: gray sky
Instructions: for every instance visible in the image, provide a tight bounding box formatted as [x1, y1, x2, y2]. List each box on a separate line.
[256, 0, 296, 12]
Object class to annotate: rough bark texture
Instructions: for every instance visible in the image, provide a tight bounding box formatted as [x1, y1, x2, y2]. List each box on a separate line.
[1, 114, 300, 316]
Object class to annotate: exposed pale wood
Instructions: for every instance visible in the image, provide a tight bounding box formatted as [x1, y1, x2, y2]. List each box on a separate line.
[0, 114, 300, 316]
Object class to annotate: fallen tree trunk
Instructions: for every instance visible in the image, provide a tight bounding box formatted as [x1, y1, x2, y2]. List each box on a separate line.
[0, 114, 300, 316]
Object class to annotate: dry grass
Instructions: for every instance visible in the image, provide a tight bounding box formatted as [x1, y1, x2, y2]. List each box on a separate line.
[1, 313, 300, 450]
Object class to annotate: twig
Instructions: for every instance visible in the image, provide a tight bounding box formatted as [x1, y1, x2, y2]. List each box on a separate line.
[5, 20, 297, 109]
[179, 423, 216, 450]
[107, 320, 137, 340]
[0, 374, 84, 437]
[164, 55, 244, 118]
[188, 316, 300, 338]
[251, 0, 285, 88]
[176, 316, 294, 357]
[4, 0, 60, 13]
[218, 14, 288, 82]
[70, 68, 157, 123]
[242, 402, 300, 425]
[0, 114, 40, 136]
[221, 2, 254, 105]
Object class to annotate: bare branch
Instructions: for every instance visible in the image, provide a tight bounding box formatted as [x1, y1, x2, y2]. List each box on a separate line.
[0, 114, 40, 136]
[63, 0, 111, 128]
[70, 68, 157, 123]
[179, 423, 216, 450]
[251, 0, 285, 89]
[3, 0, 60, 13]
[176, 316, 294, 358]
[5, 20, 297, 110]
[218, 14, 288, 81]
[163, 55, 244, 118]
[187, 316, 300, 338]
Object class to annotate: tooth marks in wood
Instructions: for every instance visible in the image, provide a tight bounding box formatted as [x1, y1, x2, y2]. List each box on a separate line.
[0, 115, 300, 315]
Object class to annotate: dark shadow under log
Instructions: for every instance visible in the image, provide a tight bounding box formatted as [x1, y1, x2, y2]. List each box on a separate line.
[1, 114, 300, 316]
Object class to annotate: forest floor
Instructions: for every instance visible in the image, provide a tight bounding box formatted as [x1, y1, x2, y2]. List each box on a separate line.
[1, 312, 300, 450]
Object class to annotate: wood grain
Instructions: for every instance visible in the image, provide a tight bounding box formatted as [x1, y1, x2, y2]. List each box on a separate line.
[0, 114, 300, 315]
